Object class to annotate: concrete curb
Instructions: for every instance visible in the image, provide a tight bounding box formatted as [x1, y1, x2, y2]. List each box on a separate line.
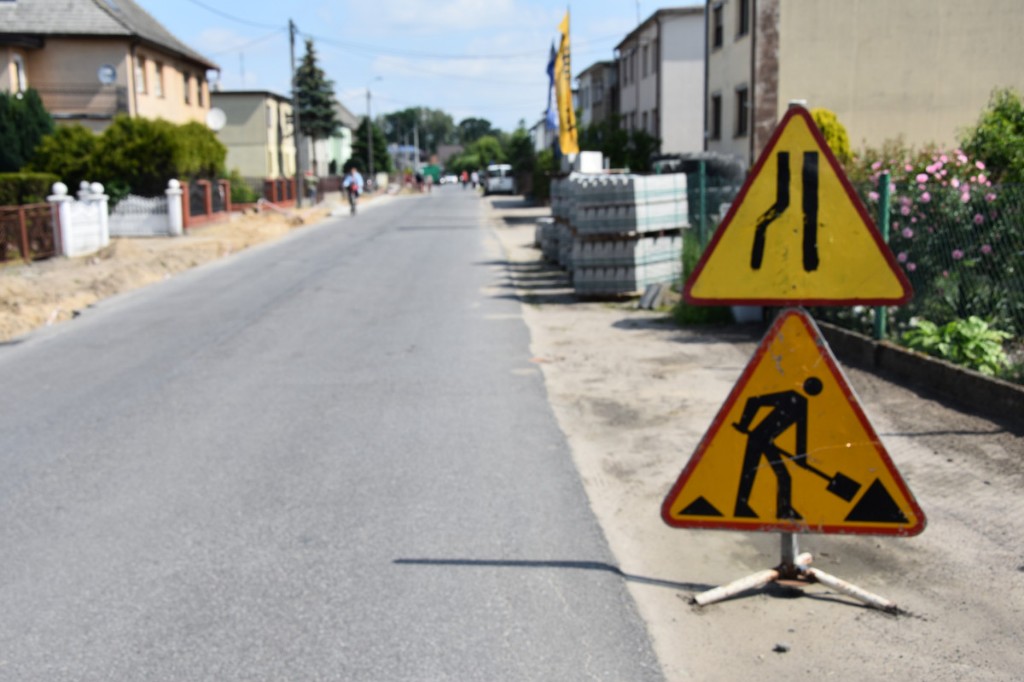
[818, 321, 1024, 430]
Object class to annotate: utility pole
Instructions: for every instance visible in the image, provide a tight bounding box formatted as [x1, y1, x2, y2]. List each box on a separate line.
[289, 19, 305, 207]
[367, 87, 374, 190]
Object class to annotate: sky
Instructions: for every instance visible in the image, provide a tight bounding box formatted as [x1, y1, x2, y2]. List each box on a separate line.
[135, 0, 701, 132]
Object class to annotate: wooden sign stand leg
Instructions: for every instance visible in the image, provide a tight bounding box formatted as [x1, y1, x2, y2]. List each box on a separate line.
[692, 533, 899, 613]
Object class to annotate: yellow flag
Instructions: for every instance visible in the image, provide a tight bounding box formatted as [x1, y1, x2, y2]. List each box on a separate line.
[555, 11, 579, 155]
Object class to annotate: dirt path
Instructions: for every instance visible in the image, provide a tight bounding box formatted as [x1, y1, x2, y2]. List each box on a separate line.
[0, 201, 348, 343]
[484, 198, 1024, 681]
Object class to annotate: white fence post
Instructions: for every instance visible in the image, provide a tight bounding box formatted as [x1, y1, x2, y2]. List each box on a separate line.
[166, 179, 183, 236]
[47, 182, 73, 257]
[86, 182, 110, 248]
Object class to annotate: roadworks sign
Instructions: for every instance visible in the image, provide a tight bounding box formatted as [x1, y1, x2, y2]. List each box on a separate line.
[685, 106, 912, 306]
[661, 308, 925, 536]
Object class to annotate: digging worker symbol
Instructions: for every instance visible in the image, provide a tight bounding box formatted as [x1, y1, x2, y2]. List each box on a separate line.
[731, 377, 824, 520]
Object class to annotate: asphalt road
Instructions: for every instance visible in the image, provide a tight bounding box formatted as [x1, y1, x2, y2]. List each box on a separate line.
[0, 188, 663, 680]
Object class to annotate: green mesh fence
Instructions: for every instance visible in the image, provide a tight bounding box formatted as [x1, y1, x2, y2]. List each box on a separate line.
[811, 181, 1024, 345]
[686, 171, 1023, 380]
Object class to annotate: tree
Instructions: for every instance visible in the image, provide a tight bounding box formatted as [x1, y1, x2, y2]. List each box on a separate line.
[457, 117, 497, 145]
[295, 38, 341, 171]
[348, 118, 391, 175]
[961, 88, 1024, 184]
[380, 107, 456, 154]
[578, 115, 631, 169]
[0, 89, 54, 172]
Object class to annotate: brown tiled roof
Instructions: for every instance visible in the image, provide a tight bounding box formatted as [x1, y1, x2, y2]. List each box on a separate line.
[0, 0, 218, 69]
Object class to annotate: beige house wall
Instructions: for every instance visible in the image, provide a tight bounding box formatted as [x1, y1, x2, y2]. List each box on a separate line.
[131, 43, 209, 124]
[706, 0, 754, 162]
[777, 0, 1024, 152]
[9, 37, 210, 129]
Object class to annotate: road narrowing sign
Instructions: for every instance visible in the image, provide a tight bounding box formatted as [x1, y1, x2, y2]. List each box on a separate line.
[661, 308, 925, 536]
[685, 106, 912, 306]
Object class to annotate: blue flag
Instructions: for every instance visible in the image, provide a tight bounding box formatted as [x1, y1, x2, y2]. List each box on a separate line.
[545, 42, 558, 132]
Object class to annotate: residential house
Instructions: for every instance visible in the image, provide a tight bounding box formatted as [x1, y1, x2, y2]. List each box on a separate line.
[319, 99, 359, 176]
[211, 90, 296, 187]
[0, 0, 218, 131]
[616, 7, 705, 155]
[705, 0, 1024, 166]
[576, 60, 618, 128]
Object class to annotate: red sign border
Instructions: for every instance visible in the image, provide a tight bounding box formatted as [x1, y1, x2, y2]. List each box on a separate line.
[683, 106, 914, 306]
[660, 308, 926, 536]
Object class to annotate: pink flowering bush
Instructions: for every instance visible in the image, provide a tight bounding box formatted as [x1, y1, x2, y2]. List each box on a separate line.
[836, 139, 1024, 366]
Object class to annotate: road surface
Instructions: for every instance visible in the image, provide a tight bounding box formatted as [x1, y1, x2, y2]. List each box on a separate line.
[0, 188, 662, 680]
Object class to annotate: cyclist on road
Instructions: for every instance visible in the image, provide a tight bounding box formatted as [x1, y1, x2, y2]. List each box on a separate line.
[343, 167, 364, 215]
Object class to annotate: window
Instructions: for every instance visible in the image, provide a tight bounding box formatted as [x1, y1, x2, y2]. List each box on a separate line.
[737, 0, 751, 37]
[153, 62, 164, 97]
[712, 4, 724, 48]
[710, 94, 722, 140]
[630, 51, 636, 83]
[183, 73, 191, 104]
[642, 44, 649, 78]
[12, 54, 26, 93]
[642, 111, 648, 133]
[735, 86, 749, 137]
[594, 82, 604, 105]
[652, 39, 658, 74]
[266, 103, 273, 128]
[197, 78, 204, 107]
[134, 56, 147, 94]
[631, 112, 636, 130]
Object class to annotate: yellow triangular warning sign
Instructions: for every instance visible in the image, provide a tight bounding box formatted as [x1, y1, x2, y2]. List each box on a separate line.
[685, 106, 912, 306]
[661, 309, 925, 536]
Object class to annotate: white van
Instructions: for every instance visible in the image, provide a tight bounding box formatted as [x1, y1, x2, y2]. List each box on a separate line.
[484, 164, 515, 195]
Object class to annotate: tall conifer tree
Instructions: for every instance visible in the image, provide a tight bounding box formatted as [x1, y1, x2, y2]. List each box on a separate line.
[295, 39, 340, 171]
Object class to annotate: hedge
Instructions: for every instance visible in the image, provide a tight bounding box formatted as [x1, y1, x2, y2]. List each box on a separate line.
[0, 172, 61, 205]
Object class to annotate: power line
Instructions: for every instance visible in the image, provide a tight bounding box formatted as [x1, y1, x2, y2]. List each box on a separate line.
[207, 28, 287, 56]
[181, 0, 282, 30]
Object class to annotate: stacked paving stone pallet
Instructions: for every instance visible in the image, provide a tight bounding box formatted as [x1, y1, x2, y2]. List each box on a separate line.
[544, 173, 687, 295]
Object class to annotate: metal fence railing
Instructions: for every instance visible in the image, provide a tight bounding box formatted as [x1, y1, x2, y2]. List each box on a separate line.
[681, 171, 1023, 379]
[811, 182, 1024, 344]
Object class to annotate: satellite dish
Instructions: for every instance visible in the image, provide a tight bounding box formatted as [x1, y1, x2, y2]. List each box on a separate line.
[97, 64, 117, 85]
[206, 107, 227, 131]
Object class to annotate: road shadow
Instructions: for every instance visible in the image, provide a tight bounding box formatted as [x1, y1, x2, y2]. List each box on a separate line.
[479, 258, 580, 306]
[393, 557, 713, 592]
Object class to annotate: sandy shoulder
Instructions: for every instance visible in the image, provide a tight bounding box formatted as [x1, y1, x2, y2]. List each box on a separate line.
[485, 200, 1024, 682]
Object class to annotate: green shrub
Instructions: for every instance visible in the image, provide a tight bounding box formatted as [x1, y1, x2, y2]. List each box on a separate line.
[672, 230, 732, 325]
[88, 116, 228, 197]
[901, 316, 1011, 376]
[91, 116, 178, 196]
[960, 87, 1024, 184]
[225, 169, 259, 203]
[28, 124, 97, 190]
[811, 107, 852, 165]
[174, 121, 227, 179]
[0, 172, 60, 205]
[0, 89, 54, 172]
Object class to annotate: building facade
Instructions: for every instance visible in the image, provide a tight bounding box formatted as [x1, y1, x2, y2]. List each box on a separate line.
[706, 0, 1024, 166]
[576, 60, 618, 128]
[616, 7, 705, 155]
[212, 90, 296, 183]
[0, 0, 217, 131]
